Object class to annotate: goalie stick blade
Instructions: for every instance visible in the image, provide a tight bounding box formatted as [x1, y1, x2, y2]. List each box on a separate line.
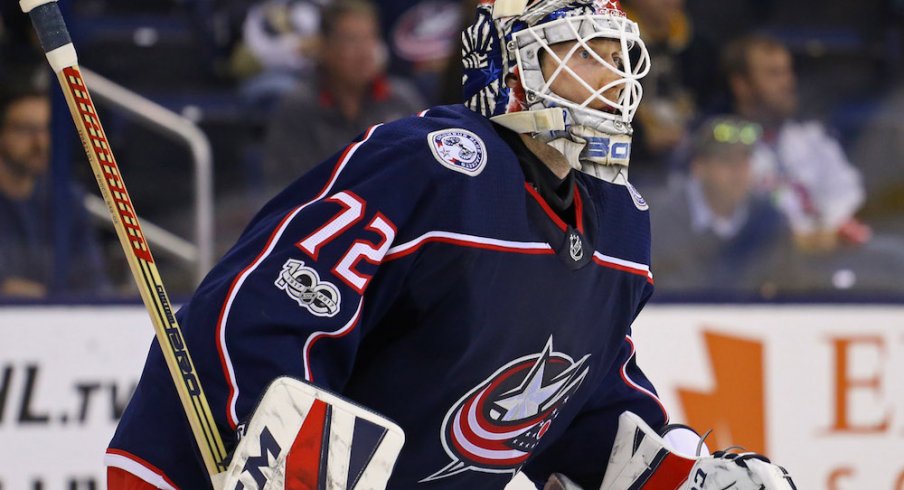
[222, 377, 405, 490]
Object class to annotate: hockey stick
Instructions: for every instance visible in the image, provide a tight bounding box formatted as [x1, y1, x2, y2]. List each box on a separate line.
[19, 0, 229, 481]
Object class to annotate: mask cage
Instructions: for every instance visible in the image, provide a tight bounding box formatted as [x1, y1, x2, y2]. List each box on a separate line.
[512, 12, 651, 127]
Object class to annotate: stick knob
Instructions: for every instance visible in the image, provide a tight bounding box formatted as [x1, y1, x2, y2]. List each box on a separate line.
[20, 0, 77, 72]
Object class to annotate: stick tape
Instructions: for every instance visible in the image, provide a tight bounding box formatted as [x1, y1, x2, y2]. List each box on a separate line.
[21, 1, 72, 54]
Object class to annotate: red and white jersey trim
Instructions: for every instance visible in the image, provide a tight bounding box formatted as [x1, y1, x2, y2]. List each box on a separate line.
[105, 449, 178, 490]
[621, 335, 669, 423]
[216, 125, 382, 428]
[385, 231, 553, 260]
[385, 232, 654, 285]
[593, 251, 654, 283]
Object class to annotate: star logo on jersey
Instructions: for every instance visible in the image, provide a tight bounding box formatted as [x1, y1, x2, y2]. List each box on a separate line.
[275, 259, 341, 317]
[427, 128, 487, 176]
[422, 337, 590, 482]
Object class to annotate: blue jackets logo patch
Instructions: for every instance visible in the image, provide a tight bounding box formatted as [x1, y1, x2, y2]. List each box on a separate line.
[428, 128, 487, 176]
[422, 337, 589, 482]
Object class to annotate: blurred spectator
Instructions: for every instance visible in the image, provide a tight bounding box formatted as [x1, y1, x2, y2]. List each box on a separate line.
[227, 0, 463, 105]
[436, 0, 482, 105]
[233, 0, 328, 108]
[649, 117, 791, 293]
[849, 82, 904, 237]
[723, 33, 871, 254]
[0, 75, 110, 298]
[621, 0, 718, 185]
[379, 0, 463, 103]
[261, 0, 424, 197]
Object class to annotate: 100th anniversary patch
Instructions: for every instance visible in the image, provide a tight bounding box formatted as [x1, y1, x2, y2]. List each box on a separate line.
[427, 128, 487, 176]
[275, 259, 341, 317]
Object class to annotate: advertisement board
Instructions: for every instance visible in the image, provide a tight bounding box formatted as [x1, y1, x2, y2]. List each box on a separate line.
[1, 305, 902, 489]
[0, 307, 151, 489]
[632, 305, 904, 490]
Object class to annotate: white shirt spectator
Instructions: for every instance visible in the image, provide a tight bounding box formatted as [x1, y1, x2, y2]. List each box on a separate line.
[751, 121, 865, 235]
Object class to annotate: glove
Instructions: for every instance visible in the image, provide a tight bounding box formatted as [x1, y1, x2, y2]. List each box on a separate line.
[687, 449, 797, 490]
[597, 412, 796, 490]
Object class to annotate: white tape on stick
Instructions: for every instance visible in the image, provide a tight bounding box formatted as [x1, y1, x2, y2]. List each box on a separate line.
[45, 44, 78, 73]
[19, 0, 57, 14]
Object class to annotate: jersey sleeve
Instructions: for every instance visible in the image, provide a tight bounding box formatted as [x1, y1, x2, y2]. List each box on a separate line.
[180, 118, 444, 430]
[521, 289, 668, 488]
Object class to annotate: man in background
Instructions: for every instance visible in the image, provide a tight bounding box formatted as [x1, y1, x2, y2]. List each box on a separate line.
[262, 0, 424, 197]
[0, 75, 109, 298]
[723, 33, 870, 253]
[650, 117, 790, 293]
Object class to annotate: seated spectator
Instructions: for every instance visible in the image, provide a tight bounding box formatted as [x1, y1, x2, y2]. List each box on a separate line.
[722, 33, 872, 254]
[236, 0, 463, 106]
[233, 0, 328, 108]
[621, 0, 718, 185]
[649, 117, 792, 293]
[0, 76, 110, 298]
[378, 0, 463, 104]
[261, 0, 424, 198]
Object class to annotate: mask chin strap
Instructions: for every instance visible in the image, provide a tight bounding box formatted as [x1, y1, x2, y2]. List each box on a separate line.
[569, 125, 632, 184]
[492, 109, 633, 184]
[491, 108, 566, 133]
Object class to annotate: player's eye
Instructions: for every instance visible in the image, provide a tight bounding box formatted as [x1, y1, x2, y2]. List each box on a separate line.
[578, 49, 592, 60]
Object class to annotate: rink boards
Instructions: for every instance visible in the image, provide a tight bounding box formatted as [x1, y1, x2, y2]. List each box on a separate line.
[1, 305, 902, 489]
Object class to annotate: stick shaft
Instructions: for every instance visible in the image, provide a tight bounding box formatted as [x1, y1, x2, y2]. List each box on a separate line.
[21, 0, 228, 478]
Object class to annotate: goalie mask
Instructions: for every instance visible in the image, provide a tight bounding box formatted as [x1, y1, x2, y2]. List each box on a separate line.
[462, 0, 651, 181]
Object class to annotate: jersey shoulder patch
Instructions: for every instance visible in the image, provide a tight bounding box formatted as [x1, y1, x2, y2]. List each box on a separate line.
[625, 181, 649, 211]
[427, 128, 488, 177]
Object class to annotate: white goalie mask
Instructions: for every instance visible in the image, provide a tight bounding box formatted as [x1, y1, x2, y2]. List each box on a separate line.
[463, 0, 651, 181]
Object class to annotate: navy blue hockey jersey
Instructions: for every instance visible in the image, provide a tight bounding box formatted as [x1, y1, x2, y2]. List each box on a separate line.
[107, 104, 667, 489]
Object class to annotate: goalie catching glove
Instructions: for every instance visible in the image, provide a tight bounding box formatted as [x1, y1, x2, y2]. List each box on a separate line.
[544, 411, 796, 490]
